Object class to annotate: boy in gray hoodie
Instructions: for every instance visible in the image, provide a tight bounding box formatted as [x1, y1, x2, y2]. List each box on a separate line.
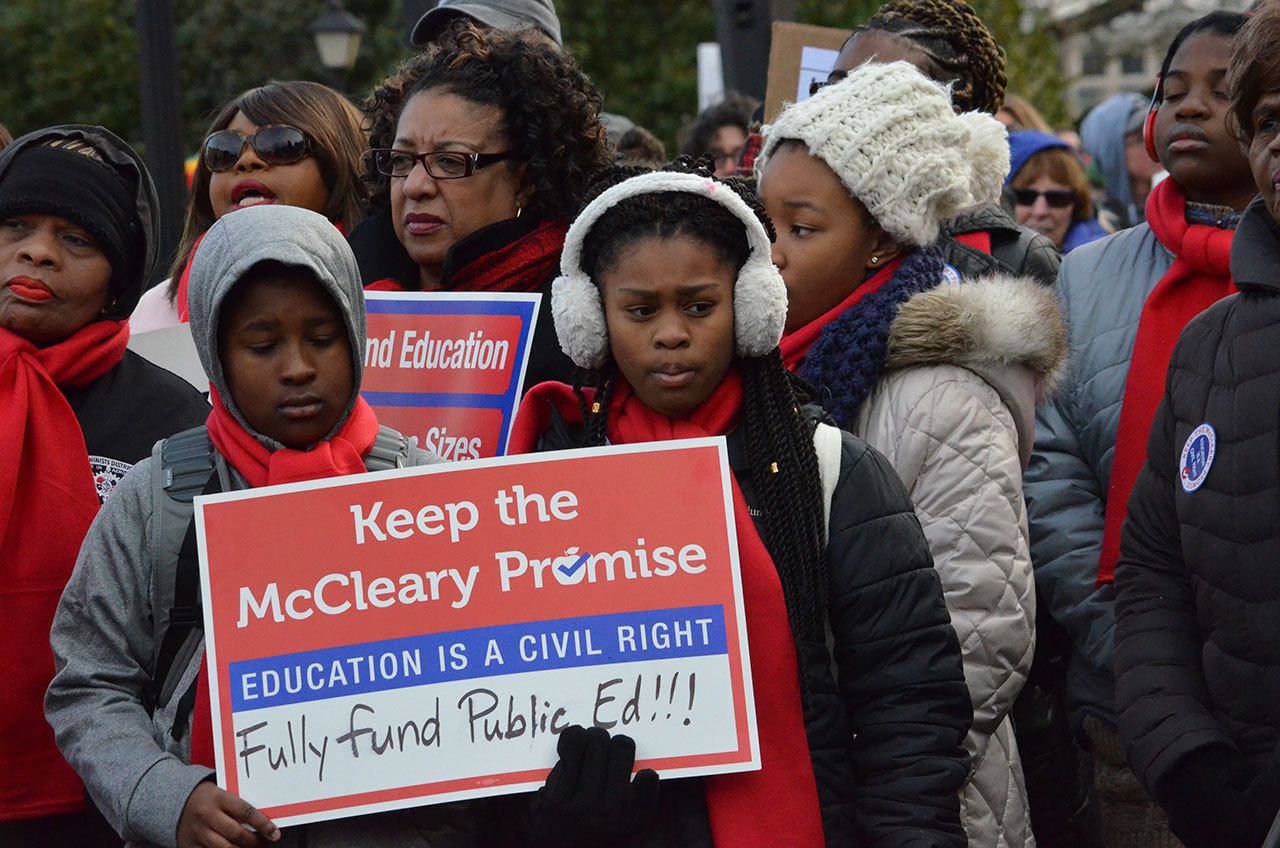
[45, 205, 475, 848]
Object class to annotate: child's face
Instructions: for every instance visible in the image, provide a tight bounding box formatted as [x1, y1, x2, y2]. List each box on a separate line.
[218, 268, 353, 449]
[759, 144, 898, 333]
[0, 213, 113, 345]
[1153, 32, 1255, 209]
[1249, 89, 1280, 225]
[600, 235, 737, 418]
[208, 111, 331, 221]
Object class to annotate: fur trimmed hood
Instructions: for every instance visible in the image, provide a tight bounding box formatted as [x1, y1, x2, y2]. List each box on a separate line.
[886, 273, 1068, 399]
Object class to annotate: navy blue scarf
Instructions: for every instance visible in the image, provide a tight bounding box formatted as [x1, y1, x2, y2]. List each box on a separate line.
[798, 248, 946, 430]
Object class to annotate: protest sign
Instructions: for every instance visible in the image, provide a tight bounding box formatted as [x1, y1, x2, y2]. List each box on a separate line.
[195, 438, 758, 827]
[763, 21, 851, 122]
[127, 323, 208, 392]
[361, 291, 540, 460]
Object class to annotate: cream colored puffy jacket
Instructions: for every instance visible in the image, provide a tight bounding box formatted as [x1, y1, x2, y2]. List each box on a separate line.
[853, 275, 1068, 848]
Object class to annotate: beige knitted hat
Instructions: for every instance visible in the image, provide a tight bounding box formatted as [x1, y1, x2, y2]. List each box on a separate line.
[756, 61, 1009, 247]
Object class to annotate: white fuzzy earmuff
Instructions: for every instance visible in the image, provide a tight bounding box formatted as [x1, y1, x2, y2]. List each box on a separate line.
[551, 172, 789, 370]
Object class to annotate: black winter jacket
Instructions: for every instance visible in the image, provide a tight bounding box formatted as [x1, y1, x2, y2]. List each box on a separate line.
[519, 404, 972, 847]
[941, 204, 1061, 287]
[347, 207, 574, 395]
[1115, 199, 1280, 805]
[64, 351, 210, 503]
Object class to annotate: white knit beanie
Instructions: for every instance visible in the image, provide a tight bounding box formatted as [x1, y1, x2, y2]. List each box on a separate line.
[756, 61, 1010, 247]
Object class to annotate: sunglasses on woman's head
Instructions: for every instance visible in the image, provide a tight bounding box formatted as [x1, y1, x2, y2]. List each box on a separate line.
[201, 125, 311, 173]
[1013, 188, 1074, 209]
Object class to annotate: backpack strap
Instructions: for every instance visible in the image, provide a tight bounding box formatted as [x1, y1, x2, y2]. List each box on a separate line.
[145, 426, 216, 717]
[364, 425, 412, 472]
[812, 422, 842, 546]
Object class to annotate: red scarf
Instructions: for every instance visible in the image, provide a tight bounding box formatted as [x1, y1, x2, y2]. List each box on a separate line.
[368, 220, 567, 294]
[189, 388, 382, 768]
[779, 258, 902, 370]
[0, 320, 130, 819]
[509, 374, 826, 847]
[1097, 178, 1236, 584]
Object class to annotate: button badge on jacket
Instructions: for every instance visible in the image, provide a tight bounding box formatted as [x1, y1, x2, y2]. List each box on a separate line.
[1179, 423, 1216, 493]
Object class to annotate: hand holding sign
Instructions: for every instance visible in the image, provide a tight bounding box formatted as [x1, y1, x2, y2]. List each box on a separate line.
[195, 439, 758, 827]
[526, 726, 659, 848]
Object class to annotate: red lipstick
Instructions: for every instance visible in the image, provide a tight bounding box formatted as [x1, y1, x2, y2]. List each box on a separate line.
[5, 275, 53, 302]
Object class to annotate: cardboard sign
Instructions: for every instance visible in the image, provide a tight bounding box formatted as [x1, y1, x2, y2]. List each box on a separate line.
[764, 21, 852, 123]
[361, 292, 540, 460]
[195, 439, 759, 827]
[127, 323, 208, 392]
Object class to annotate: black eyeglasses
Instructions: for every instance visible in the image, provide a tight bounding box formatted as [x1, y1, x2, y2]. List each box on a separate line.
[371, 149, 513, 180]
[202, 125, 311, 173]
[1013, 188, 1075, 209]
[808, 70, 848, 98]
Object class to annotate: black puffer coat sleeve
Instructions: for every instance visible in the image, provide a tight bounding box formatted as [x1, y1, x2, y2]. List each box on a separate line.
[1115, 391, 1234, 799]
[827, 432, 971, 847]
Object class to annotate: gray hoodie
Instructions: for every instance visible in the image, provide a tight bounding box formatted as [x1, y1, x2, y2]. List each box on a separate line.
[1080, 93, 1146, 226]
[45, 207, 467, 847]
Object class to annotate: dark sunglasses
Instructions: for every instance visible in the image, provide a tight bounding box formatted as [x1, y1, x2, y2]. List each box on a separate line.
[202, 125, 311, 173]
[1013, 188, 1075, 209]
[370, 149, 513, 180]
[809, 70, 849, 97]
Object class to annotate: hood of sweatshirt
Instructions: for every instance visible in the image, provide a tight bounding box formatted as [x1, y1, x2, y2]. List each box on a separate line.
[186, 204, 367, 447]
[885, 273, 1068, 466]
[0, 124, 160, 320]
[1081, 93, 1145, 215]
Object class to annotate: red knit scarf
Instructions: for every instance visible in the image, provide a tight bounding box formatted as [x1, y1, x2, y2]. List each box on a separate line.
[1097, 178, 1236, 584]
[368, 219, 568, 294]
[189, 389, 382, 768]
[0, 320, 129, 819]
[779, 258, 902, 370]
[509, 373, 826, 847]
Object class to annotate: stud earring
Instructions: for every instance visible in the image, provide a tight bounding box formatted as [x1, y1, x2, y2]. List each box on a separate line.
[869, 256, 879, 266]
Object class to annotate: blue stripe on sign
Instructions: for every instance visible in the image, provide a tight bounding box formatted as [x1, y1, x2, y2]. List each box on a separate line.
[229, 604, 726, 712]
[365, 299, 538, 318]
[358, 391, 511, 409]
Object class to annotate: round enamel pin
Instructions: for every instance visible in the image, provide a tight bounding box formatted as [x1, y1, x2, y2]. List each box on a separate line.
[1180, 423, 1216, 493]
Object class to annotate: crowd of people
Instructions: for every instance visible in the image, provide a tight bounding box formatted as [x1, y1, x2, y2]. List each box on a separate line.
[3, 0, 1280, 846]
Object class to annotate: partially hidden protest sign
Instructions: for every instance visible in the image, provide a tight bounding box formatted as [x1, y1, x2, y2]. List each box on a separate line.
[361, 291, 540, 460]
[763, 21, 851, 122]
[128, 323, 208, 392]
[195, 438, 759, 827]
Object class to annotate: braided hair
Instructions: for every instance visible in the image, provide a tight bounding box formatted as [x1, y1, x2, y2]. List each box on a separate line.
[574, 158, 829, 646]
[855, 0, 1007, 115]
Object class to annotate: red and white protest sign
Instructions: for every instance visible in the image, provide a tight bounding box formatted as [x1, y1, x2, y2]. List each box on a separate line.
[361, 291, 540, 460]
[195, 439, 759, 827]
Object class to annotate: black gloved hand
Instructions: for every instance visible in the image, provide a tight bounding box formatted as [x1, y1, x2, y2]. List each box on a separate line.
[526, 724, 660, 848]
[1159, 746, 1254, 848]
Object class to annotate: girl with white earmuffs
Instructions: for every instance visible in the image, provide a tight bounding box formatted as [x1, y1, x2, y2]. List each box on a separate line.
[502, 159, 973, 848]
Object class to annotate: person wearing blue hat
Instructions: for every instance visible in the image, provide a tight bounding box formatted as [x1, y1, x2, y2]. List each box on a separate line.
[1007, 130, 1109, 255]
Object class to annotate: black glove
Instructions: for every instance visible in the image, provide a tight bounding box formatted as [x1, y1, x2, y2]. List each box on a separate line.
[1159, 746, 1254, 848]
[526, 724, 660, 848]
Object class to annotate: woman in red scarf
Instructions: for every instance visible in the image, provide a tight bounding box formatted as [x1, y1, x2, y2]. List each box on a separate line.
[0, 126, 210, 844]
[45, 205, 476, 848]
[351, 22, 613, 395]
[504, 163, 972, 848]
[1022, 11, 1257, 846]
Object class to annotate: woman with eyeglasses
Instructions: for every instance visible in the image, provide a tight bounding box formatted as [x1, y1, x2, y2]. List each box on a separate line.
[1007, 131, 1109, 255]
[131, 80, 367, 331]
[352, 20, 612, 393]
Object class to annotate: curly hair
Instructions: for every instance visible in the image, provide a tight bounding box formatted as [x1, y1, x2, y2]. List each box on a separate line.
[1229, 2, 1280, 143]
[572, 158, 828, 650]
[854, 0, 1007, 115]
[361, 21, 611, 223]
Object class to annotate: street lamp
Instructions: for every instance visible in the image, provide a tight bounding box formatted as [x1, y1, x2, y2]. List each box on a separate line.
[310, 0, 366, 91]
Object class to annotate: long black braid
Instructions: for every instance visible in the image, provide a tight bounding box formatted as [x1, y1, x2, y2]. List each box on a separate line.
[573, 157, 829, 646]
